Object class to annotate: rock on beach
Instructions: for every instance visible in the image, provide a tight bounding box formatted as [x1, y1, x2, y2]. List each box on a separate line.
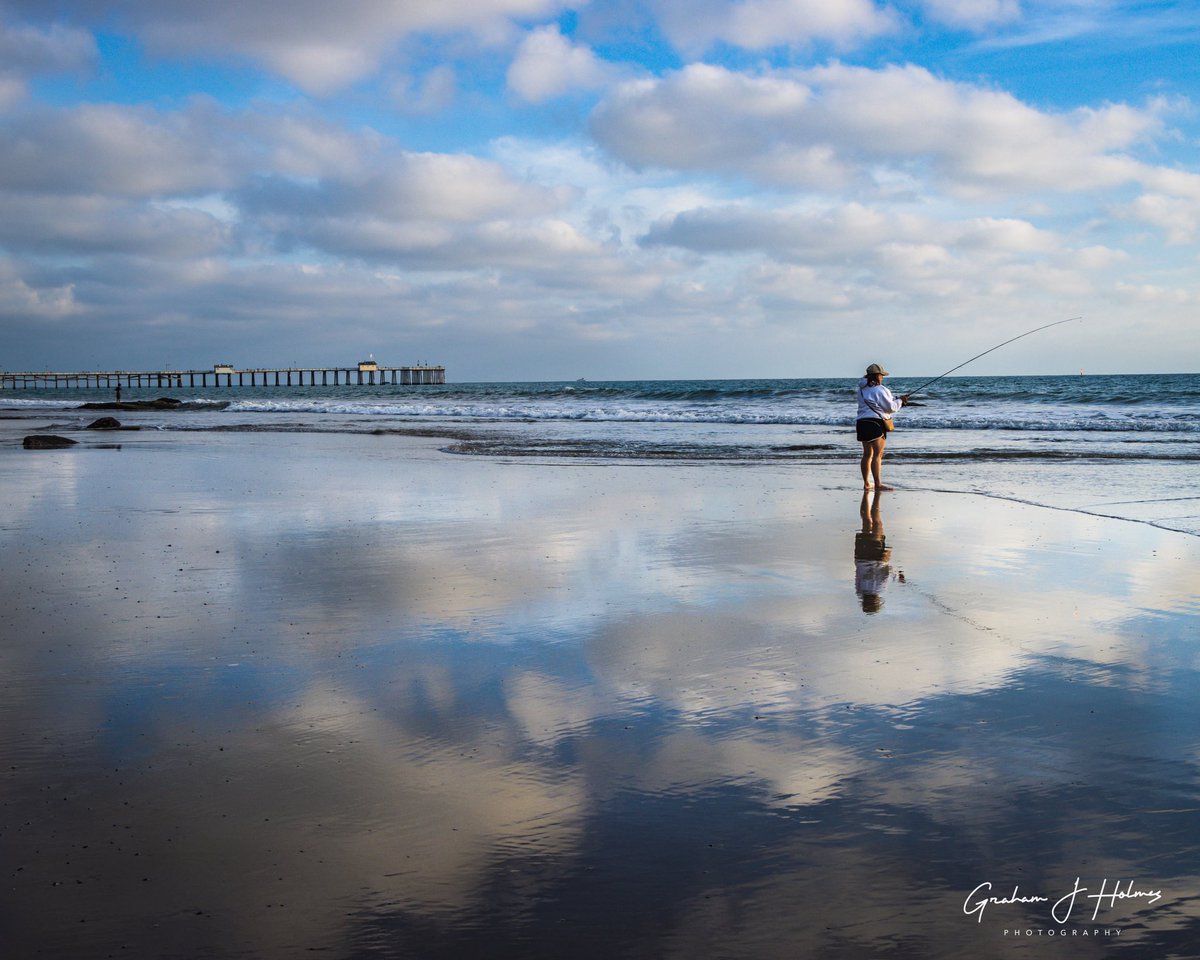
[23, 435, 78, 449]
[80, 397, 183, 411]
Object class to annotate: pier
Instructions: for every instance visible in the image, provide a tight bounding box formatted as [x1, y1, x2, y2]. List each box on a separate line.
[1, 363, 446, 389]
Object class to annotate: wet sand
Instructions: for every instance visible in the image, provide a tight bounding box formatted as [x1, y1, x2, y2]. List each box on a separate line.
[2, 429, 1199, 958]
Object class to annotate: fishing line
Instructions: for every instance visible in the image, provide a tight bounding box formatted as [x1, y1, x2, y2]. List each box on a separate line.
[903, 316, 1083, 398]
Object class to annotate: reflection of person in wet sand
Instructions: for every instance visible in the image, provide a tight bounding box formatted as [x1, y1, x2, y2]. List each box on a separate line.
[855, 490, 903, 613]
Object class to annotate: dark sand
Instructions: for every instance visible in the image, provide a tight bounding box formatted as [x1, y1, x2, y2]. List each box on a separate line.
[2, 429, 1199, 958]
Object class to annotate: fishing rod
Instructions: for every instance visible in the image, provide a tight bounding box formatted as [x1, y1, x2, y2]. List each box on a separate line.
[902, 316, 1083, 398]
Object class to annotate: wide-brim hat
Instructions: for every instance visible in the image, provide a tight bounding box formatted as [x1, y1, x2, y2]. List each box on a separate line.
[865, 363, 889, 377]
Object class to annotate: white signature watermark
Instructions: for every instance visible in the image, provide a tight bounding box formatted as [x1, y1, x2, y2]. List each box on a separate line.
[964, 878, 1162, 925]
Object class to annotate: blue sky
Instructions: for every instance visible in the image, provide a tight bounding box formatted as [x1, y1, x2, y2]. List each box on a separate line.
[1, 0, 1198, 379]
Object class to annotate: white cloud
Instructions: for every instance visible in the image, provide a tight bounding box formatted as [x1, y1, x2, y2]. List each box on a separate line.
[637, 196, 1116, 316]
[1114, 281, 1196, 306]
[393, 65, 457, 114]
[1117, 158, 1200, 243]
[247, 113, 380, 181]
[0, 76, 24, 112]
[955, 216, 1058, 253]
[957, 0, 1200, 53]
[1062, 245, 1126, 271]
[357, 152, 566, 222]
[643, 202, 889, 258]
[0, 257, 78, 317]
[650, 0, 897, 54]
[918, 0, 1021, 31]
[0, 194, 232, 257]
[590, 65, 840, 186]
[238, 151, 566, 225]
[1123, 193, 1200, 245]
[1141, 164, 1200, 202]
[643, 204, 1061, 261]
[591, 62, 1168, 199]
[0, 102, 238, 196]
[1, 0, 581, 95]
[0, 16, 95, 72]
[507, 25, 614, 103]
[0, 94, 679, 352]
[0, 99, 581, 269]
[0, 15, 97, 110]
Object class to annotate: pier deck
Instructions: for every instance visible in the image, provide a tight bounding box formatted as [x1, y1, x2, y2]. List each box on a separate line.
[1, 365, 446, 389]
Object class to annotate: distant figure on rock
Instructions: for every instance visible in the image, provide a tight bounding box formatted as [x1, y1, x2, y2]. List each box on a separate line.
[115, 383, 122, 403]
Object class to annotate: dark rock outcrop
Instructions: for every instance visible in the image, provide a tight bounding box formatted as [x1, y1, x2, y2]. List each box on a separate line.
[80, 397, 183, 411]
[23, 435, 77, 449]
[86, 417, 122, 430]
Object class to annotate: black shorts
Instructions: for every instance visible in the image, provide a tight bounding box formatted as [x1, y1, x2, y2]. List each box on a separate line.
[856, 418, 887, 442]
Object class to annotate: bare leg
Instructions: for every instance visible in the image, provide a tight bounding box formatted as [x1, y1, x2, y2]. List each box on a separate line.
[865, 436, 892, 490]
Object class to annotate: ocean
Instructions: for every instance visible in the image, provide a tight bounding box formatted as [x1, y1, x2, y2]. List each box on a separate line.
[4, 373, 1198, 535]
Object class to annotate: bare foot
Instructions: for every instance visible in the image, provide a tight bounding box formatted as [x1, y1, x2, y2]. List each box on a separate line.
[876, 484, 895, 491]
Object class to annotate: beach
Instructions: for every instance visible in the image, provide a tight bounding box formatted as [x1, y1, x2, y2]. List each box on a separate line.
[2, 390, 1200, 957]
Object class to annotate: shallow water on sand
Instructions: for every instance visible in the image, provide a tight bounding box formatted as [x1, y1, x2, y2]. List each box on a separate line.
[5, 375, 1198, 537]
[2, 431, 1199, 958]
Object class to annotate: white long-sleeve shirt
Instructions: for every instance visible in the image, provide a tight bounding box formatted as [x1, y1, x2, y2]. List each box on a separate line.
[855, 378, 903, 422]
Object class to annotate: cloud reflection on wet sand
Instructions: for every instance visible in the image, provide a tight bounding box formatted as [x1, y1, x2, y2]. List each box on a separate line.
[2, 432, 1198, 957]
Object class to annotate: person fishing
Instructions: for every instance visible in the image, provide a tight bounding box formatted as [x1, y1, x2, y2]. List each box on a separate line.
[850, 317, 1082, 492]
[856, 363, 909, 491]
